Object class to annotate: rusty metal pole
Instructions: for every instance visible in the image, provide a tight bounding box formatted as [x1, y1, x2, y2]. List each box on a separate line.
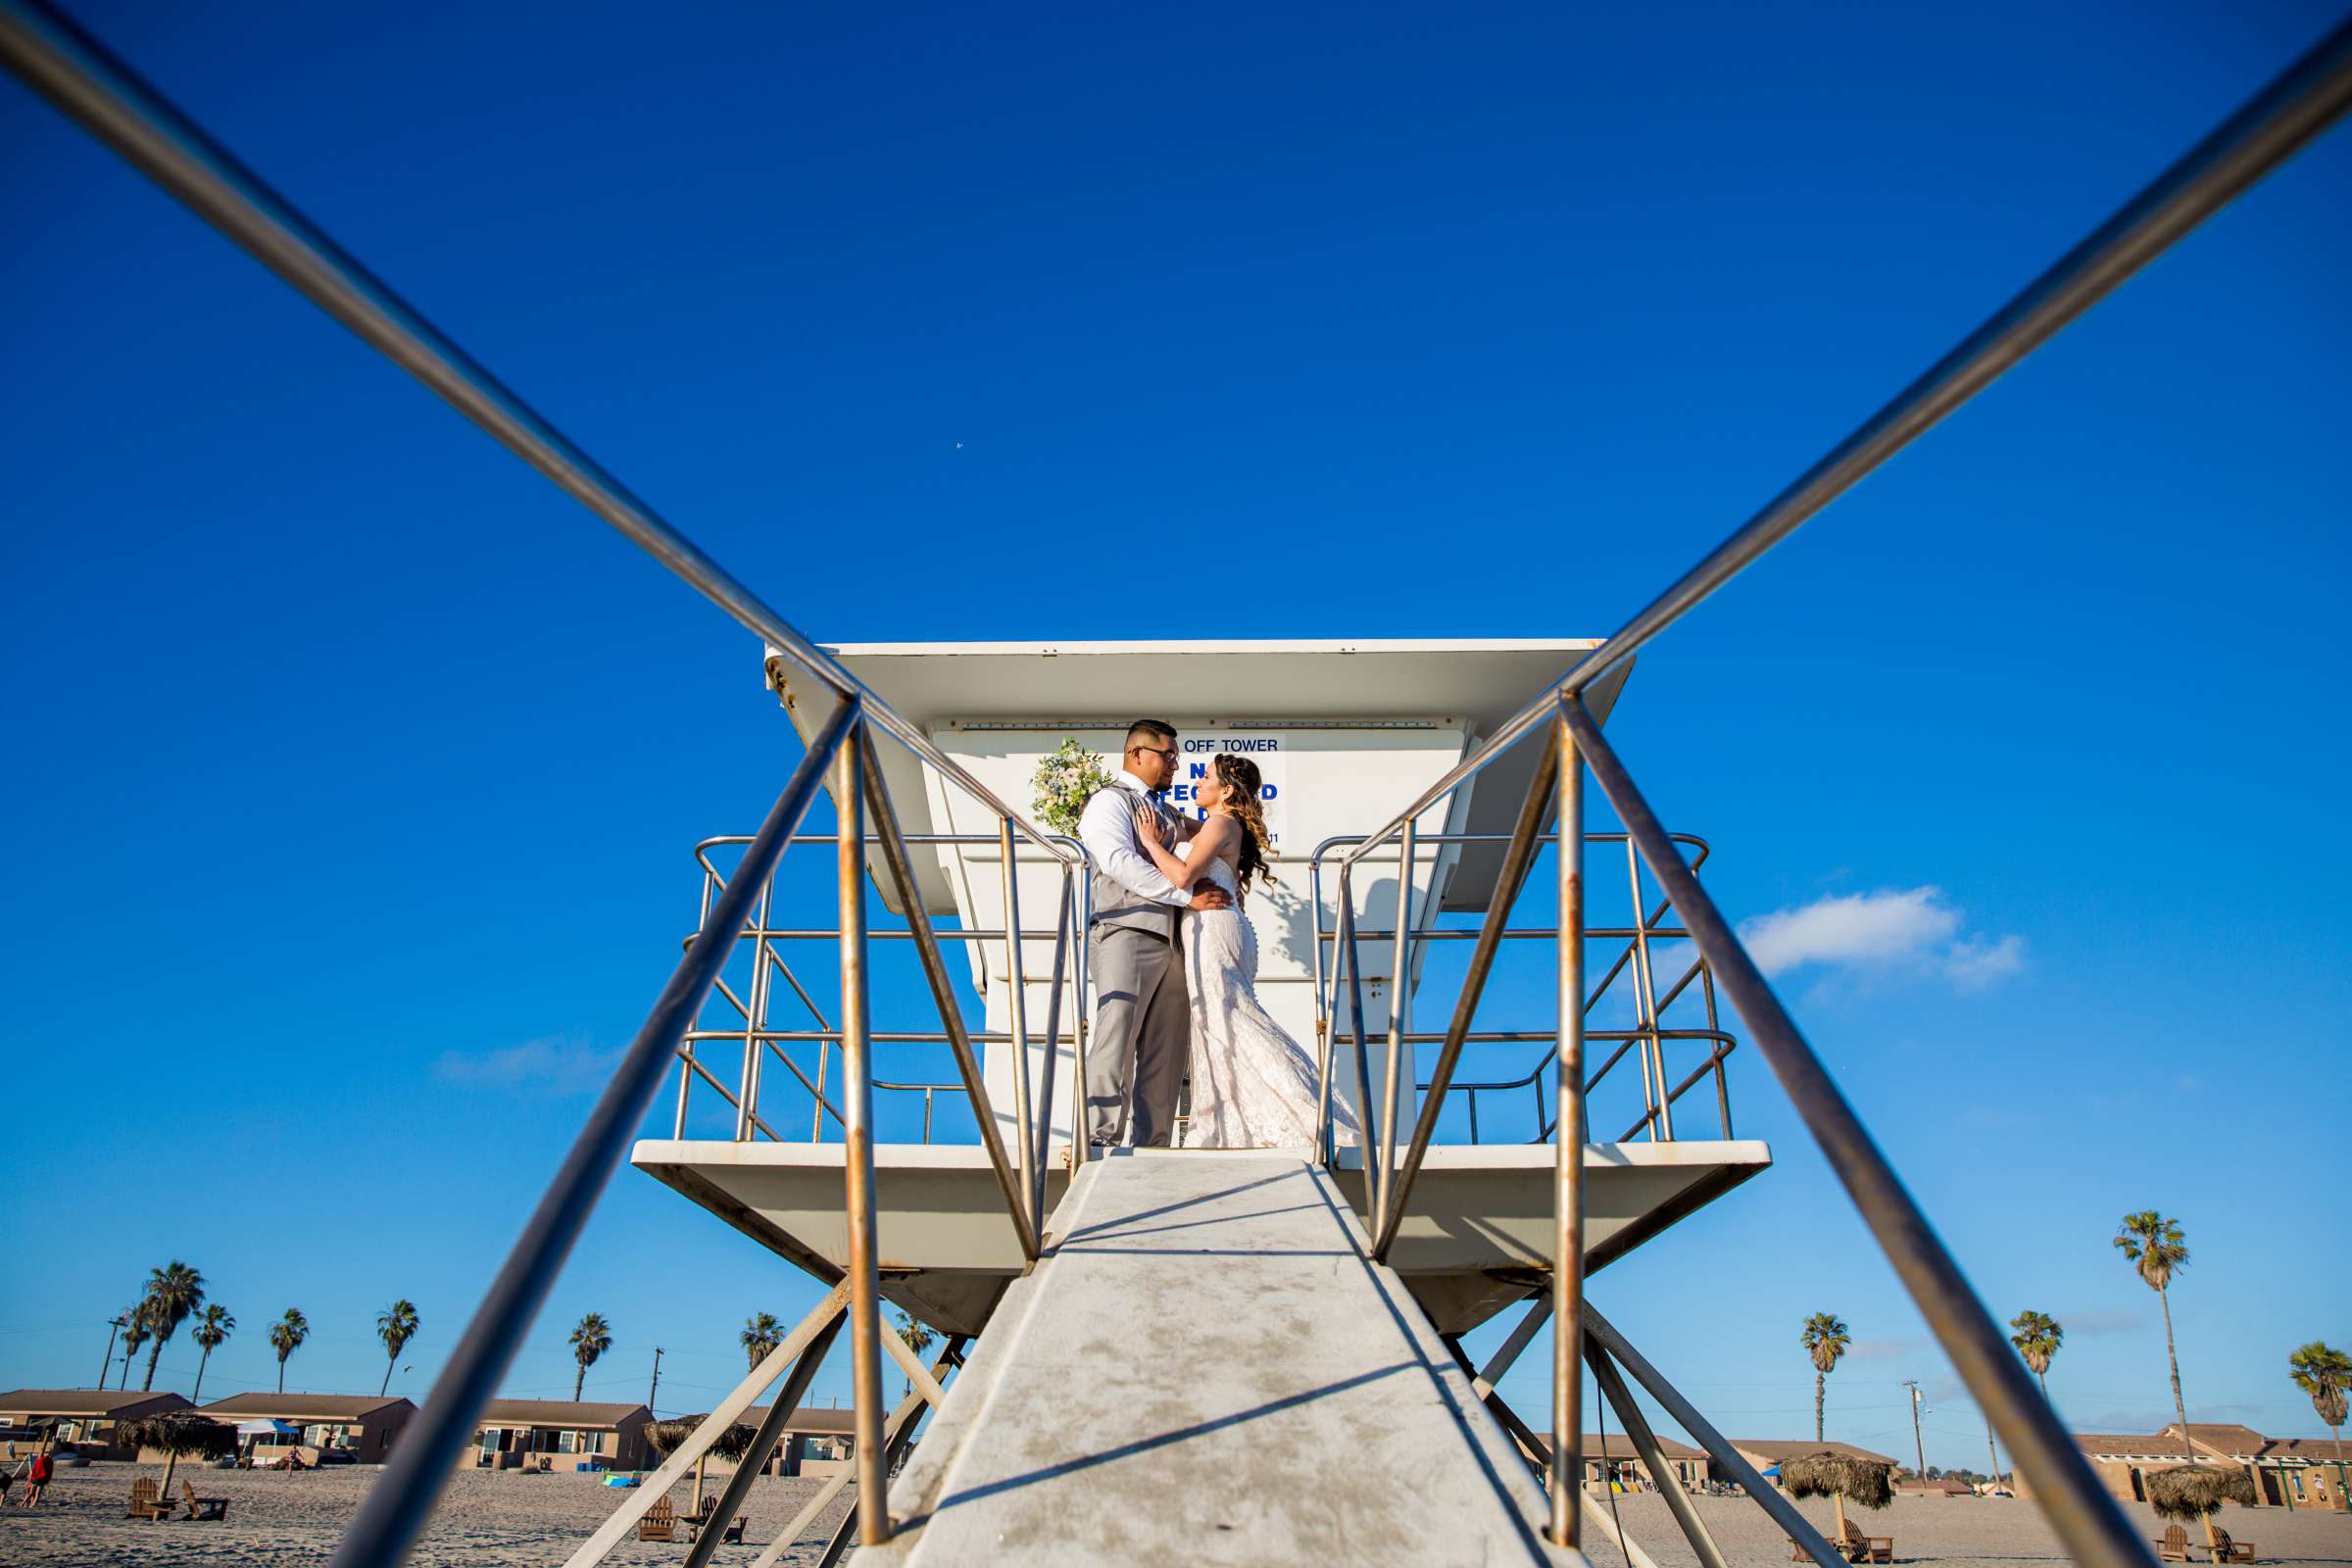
[1550, 696, 1587, 1548]
[835, 732, 888, 1545]
[1000, 816, 1034, 1233]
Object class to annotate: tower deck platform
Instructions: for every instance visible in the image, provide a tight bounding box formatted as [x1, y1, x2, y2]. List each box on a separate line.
[629, 1137, 1769, 1337]
[849, 1151, 1585, 1567]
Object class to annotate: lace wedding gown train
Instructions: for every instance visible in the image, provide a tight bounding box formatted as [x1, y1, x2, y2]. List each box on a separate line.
[1178, 843, 1359, 1150]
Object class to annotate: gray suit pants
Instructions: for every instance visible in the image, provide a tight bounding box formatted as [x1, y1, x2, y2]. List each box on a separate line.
[1086, 926, 1189, 1146]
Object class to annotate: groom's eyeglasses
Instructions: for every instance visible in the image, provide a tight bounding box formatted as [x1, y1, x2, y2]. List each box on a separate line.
[1130, 743, 1175, 761]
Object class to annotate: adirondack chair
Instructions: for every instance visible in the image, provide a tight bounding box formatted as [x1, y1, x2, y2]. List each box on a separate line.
[2155, 1523, 2194, 1562]
[179, 1479, 230, 1521]
[638, 1495, 677, 1542]
[2212, 1529, 2256, 1564]
[125, 1476, 172, 1521]
[721, 1514, 749, 1544]
[1841, 1518, 1894, 1564]
[680, 1494, 720, 1539]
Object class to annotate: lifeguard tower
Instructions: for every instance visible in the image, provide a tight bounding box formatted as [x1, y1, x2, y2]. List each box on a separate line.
[611, 638, 1773, 1563]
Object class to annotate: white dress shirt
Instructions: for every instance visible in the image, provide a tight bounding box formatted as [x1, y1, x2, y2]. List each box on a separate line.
[1079, 768, 1191, 906]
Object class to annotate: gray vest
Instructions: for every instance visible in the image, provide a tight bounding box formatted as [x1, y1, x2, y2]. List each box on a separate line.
[1089, 783, 1184, 941]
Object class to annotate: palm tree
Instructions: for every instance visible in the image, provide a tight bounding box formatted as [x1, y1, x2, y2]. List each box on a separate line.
[2009, 1310, 2064, 1399]
[2114, 1212, 2194, 1463]
[376, 1300, 420, 1396]
[268, 1309, 310, 1395]
[189, 1304, 236, 1401]
[741, 1312, 784, 1371]
[1802, 1311, 1850, 1443]
[139, 1261, 207, 1391]
[569, 1312, 613, 1402]
[894, 1311, 936, 1398]
[119, 1304, 149, 1391]
[2287, 1341, 2349, 1499]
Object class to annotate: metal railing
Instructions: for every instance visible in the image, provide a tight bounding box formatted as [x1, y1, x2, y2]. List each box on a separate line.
[670, 832, 1091, 1156]
[10, 1, 2350, 1563]
[1306, 831, 1733, 1152]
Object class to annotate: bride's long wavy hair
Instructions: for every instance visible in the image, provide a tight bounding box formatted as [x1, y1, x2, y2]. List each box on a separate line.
[1211, 753, 1278, 899]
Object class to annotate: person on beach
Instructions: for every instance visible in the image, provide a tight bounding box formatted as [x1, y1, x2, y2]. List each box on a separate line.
[21, 1444, 53, 1506]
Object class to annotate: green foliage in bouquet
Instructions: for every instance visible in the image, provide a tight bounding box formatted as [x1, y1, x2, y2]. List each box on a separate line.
[1032, 738, 1115, 837]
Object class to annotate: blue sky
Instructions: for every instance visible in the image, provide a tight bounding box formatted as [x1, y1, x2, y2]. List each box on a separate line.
[2, 0, 2346, 1468]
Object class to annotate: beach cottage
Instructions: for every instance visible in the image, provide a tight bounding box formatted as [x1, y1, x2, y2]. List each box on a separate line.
[1542, 1431, 1710, 1492]
[2034, 1425, 2349, 1512]
[200, 1393, 415, 1464]
[0, 1389, 194, 1460]
[465, 1400, 653, 1471]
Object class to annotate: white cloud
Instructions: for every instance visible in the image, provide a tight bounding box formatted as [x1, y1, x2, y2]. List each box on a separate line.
[433, 1035, 620, 1096]
[1939, 933, 2026, 989]
[1738, 886, 2025, 989]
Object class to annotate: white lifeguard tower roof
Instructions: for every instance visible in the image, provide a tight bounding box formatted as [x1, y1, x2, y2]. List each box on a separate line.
[768, 637, 1634, 912]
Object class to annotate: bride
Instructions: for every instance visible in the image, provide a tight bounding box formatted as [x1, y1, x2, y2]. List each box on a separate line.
[1130, 754, 1358, 1150]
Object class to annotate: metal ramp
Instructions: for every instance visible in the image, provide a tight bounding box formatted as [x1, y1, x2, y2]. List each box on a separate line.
[856, 1152, 1577, 1567]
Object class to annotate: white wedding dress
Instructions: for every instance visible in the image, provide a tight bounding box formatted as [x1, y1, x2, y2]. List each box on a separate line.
[1177, 841, 1359, 1150]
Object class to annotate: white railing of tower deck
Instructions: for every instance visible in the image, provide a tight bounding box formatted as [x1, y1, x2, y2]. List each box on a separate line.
[6, 0, 2349, 1561]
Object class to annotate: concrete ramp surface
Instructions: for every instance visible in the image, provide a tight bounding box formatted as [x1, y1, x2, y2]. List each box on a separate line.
[858, 1151, 1584, 1567]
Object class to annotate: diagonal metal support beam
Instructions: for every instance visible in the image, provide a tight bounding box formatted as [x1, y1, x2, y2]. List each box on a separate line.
[747, 1337, 966, 1568]
[679, 1312, 848, 1568]
[1583, 1304, 1844, 1568]
[1586, 1332, 1730, 1568]
[564, 1283, 851, 1568]
[1472, 1295, 1551, 1400]
[1561, 697, 2150, 1568]
[877, 1314, 950, 1410]
[1471, 1376, 1657, 1568]
[334, 699, 858, 1568]
[858, 725, 1040, 1261]
[1372, 724, 1558, 1259]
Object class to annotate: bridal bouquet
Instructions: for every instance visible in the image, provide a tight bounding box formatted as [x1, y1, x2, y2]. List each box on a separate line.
[1031, 738, 1115, 837]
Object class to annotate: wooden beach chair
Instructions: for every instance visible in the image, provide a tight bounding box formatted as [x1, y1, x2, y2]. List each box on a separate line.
[681, 1494, 719, 1539]
[638, 1495, 677, 1542]
[126, 1477, 172, 1520]
[2212, 1529, 2256, 1564]
[722, 1513, 749, 1544]
[2155, 1523, 2193, 1562]
[179, 1479, 230, 1520]
[1840, 1518, 1894, 1564]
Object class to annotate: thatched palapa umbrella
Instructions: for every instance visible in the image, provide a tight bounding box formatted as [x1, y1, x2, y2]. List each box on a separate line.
[646, 1415, 760, 1513]
[2146, 1463, 2255, 1554]
[1782, 1449, 1893, 1553]
[116, 1412, 236, 1504]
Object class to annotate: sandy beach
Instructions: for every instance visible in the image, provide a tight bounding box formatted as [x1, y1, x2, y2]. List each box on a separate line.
[0, 1462, 858, 1566]
[4, 1464, 2348, 1566]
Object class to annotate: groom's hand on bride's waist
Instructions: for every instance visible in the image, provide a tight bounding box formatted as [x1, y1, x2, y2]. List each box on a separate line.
[1188, 884, 1233, 911]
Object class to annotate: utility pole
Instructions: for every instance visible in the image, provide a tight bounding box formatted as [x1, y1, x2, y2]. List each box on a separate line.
[99, 1316, 125, 1390]
[1985, 1416, 2002, 1492]
[1902, 1382, 1927, 1481]
[648, 1348, 663, 1414]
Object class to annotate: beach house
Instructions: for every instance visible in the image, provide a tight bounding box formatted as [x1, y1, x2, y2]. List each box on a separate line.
[1543, 1431, 1710, 1492]
[199, 1393, 415, 1464]
[465, 1400, 653, 1471]
[0, 1389, 194, 1460]
[2028, 1425, 2349, 1512]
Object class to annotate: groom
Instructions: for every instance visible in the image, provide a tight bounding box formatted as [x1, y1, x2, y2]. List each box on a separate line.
[1076, 718, 1233, 1146]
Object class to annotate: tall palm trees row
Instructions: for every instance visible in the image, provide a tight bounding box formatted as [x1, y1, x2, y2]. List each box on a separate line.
[111, 1260, 422, 1400]
[1799, 1211, 2349, 1485]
